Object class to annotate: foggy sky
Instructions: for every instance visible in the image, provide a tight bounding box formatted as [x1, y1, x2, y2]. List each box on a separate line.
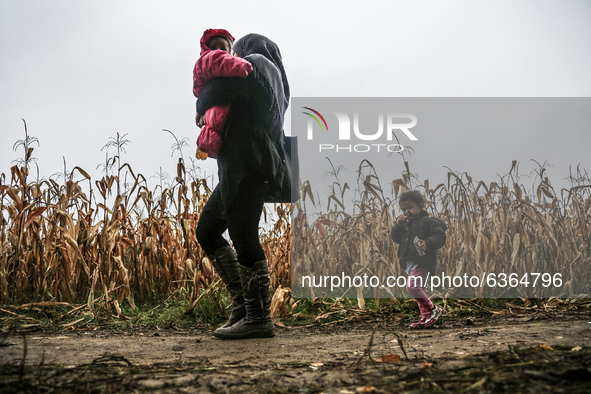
[1, 0, 590, 194]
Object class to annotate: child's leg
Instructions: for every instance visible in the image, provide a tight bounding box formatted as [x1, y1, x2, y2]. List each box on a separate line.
[406, 267, 434, 317]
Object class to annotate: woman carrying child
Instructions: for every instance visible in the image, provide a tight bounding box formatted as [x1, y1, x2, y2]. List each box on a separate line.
[194, 33, 290, 339]
[391, 191, 447, 328]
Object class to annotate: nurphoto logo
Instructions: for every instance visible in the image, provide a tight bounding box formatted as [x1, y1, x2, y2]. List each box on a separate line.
[301, 107, 418, 153]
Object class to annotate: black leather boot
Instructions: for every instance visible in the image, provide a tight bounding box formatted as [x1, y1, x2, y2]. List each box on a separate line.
[213, 260, 274, 339]
[210, 246, 246, 328]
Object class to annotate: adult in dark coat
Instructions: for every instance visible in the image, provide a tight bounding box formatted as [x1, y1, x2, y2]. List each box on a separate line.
[195, 33, 289, 339]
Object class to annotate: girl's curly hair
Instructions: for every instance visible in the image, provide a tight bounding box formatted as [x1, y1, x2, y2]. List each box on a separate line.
[398, 190, 424, 206]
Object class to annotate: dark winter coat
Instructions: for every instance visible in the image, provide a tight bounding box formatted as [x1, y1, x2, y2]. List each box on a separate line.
[196, 73, 285, 212]
[390, 210, 448, 275]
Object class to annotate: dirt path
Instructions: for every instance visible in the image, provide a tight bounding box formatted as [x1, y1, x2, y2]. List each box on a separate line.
[1, 314, 590, 393]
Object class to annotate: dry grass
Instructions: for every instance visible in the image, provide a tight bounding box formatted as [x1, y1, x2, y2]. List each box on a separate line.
[0, 162, 291, 318]
[2, 156, 589, 322]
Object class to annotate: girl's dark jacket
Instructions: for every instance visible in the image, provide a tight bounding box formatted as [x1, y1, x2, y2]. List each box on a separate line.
[390, 210, 448, 275]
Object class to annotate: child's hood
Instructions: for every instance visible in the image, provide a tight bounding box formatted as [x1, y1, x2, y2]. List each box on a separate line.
[200, 29, 235, 56]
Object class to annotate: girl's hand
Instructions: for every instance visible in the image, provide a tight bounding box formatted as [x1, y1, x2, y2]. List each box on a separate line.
[395, 213, 409, 225]
[416, 239, 426, 252]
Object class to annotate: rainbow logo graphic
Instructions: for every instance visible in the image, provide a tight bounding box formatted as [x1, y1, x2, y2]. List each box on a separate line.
[302, 107, 329, 131]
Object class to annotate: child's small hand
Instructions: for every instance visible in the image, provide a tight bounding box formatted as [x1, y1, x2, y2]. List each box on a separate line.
[416, 238, 426, 252]
[396, 212, 411, 225]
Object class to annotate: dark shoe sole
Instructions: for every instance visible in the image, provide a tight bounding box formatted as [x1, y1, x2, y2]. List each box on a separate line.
[213, 329, 275, 339]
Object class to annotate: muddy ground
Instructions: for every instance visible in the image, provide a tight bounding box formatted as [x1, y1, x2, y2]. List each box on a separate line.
[1, 312, 591, 393]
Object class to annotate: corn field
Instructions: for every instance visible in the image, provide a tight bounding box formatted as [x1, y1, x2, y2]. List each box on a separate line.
[0, 162, 291, 316]
[291, 160, 591, 299]
[2, 154, 590, 318]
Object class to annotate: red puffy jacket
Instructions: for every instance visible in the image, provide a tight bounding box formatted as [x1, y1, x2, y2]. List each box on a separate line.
[193, 29, 253, 159]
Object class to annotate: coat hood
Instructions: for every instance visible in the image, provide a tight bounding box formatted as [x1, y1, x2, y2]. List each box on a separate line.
[233, 33, 290, 104]
[233, 34, 290, 132]
[200, 29, 235, 56]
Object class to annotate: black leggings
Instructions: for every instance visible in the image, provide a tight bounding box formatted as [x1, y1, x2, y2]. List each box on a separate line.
[196, 175, 267, 268]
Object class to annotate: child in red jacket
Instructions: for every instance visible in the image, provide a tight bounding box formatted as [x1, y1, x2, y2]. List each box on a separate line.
[193, 29, 253, 159]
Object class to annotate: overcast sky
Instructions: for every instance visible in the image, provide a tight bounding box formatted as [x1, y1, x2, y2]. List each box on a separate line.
[1, 0, 590, 196]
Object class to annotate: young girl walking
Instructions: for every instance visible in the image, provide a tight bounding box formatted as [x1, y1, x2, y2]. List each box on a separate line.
[391, 191, 447, 328]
